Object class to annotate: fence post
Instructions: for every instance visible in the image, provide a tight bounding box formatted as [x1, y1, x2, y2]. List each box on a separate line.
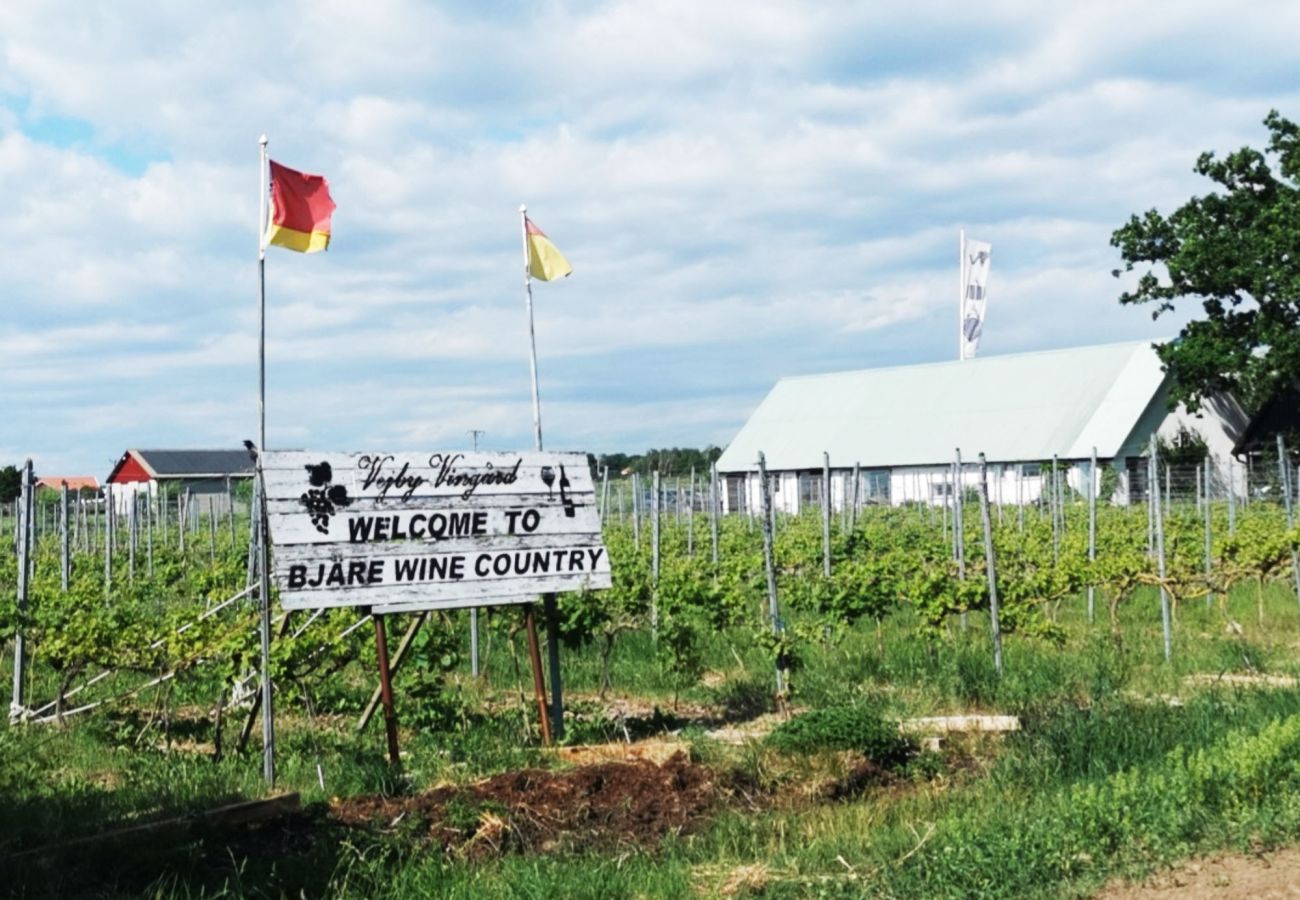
[1017, 466, 1024, 532]
[1170, 460, 1180, 517]
[1277, 436, 1300, 610]
[128, 495, 137, 583]
[104, 486, 113, 594]
[1051, 454, 1061, 562]
[1151, 436, 1172, 661]
[955, 450, 967, 631]
[146, 488, 154, 578]
[757, 452, 784, 696]
[208, 496, 217, 566]
[632, 472, 641, 551]
[245, 485, 259, 589]
[651, 470, 660, 636]
[600, 466, 609, 520]
[822, 451, 832, 578]
[60, 482, 70, 592]
[850, 461, 861, 532]
[941, 470, 951, 541]
[1147, 459, 1155, 559]
[978, 454, 1003, 677]
[1088, 447, 1097, 624]
[710, 462, 720, 567]
[1204, 461, 1214, 609]
[995, 464, 1004, 526]
[11, 460, 33, 718]
[1226, 459, 1236, 534]
[687, 467, 696, 557]
[225, 476, 234, 546]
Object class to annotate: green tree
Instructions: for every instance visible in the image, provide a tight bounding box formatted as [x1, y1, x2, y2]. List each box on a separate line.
[0, 466, 20, 504]
[595, 446, 722, 477]
[1156, 426, 1208, 467]
[1111, 110, 1300, 412]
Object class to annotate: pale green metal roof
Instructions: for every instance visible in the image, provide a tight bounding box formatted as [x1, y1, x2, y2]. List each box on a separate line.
[716, 340, 1168, 472]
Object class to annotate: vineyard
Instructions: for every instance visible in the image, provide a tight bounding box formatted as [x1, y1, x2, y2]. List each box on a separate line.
[6, 476, 1300, 897]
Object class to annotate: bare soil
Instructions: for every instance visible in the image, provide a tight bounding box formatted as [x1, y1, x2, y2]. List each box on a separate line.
[1096, 847, 1300, 899]
[331, 751, 721, 857]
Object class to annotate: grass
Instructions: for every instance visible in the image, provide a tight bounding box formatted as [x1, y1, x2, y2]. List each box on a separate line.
[5, 572, 1300, 897]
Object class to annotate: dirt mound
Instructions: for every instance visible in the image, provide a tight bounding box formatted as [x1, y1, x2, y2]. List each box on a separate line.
[331, 751, 718, 857]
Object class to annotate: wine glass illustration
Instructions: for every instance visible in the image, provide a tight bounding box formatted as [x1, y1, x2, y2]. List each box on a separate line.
[540, 466, 556, 498]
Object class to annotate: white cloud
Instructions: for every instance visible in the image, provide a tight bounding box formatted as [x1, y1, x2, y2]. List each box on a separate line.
[2, 1, 1296, 475]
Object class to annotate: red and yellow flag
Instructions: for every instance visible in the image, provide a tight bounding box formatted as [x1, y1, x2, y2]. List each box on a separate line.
[266, 160, 336, 253]
[525, 217, 572, 281]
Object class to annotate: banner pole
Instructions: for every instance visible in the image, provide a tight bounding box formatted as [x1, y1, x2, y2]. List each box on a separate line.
[519, 203, 563, 739]
[256, 134, 276, 785]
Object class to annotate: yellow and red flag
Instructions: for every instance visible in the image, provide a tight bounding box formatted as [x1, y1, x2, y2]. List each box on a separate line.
[266, 160, 336, 253]
[525, 217, 572, 281]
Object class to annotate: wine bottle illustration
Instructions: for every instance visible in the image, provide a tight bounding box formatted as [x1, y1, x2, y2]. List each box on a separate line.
[559, 465, 575, 518]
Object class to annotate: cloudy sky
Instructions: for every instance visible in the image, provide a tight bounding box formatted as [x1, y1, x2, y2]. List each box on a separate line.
[3, 2, 1298, 478]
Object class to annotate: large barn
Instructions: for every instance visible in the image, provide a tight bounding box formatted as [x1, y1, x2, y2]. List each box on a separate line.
[714, 341, 1248, 514]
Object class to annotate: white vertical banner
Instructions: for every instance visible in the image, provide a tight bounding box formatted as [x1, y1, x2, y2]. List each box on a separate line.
[960, 238, 992, 360]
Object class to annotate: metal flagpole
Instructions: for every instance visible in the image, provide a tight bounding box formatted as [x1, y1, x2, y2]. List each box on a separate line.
[256, 134, 276, 784]
[519, 203, 563, 740]
[520, 205, 544, 451]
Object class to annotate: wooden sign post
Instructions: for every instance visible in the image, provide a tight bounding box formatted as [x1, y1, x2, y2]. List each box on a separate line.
[262, 450, 611, 758]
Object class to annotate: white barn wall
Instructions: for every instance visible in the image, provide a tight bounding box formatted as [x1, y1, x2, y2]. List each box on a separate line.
[721, 456, 1149, 515]
[715, 343, 1253, 515]
[1119, 387, 1250, 498]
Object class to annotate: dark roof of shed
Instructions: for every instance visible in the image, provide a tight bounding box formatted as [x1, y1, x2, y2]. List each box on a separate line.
[133, 449, 255, 478]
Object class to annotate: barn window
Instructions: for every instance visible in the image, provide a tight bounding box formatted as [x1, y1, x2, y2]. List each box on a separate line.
[863, 469, 890, 503]
[725, 475, 747, 512]
[798, 473, 823, 508]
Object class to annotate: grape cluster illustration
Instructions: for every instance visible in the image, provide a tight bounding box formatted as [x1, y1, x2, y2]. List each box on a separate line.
[300, 461, 352, 535]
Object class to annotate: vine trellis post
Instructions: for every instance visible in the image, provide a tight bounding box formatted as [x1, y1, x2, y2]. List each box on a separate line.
[822, 452, 832, 578]
[651, 470, 661, 637]
[955, 449, 967, 632]
[1150, 436, 1172, 662]
[10, 460, 33, 719]
[977, 454, 1003, 677]
[1088, 447, 1097, 624]
[1204, 462, 1214, 609]
[1278, 436, 1300, 610]
[60, 483, 70, 593]
[757, 452, 784, 697]
[709, 461, 720, 567]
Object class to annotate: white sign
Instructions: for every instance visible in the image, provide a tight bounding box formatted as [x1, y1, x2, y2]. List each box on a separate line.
[263, 451, 612, 611]
[960, 238, 992, 360]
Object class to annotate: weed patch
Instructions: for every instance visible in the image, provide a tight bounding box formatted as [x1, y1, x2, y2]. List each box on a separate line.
[767, 705, 913, 768]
